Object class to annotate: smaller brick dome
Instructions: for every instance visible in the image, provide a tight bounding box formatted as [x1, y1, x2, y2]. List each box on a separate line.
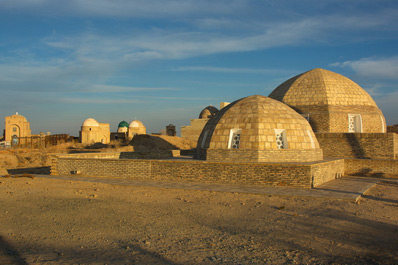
[199, 106, 219, 119]
[129, 120, 144, 128]
[82, 118, 99, 127]
[197, 95, 323, 162]
[118, 121, 129, 128]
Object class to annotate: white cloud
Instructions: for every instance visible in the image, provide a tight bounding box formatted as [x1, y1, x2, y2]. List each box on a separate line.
[89, 85, 180, 93]
[175, 66, 290, 75]
[0, 0, 245, 18]
[331, 57, 398, 80]
[57, 98, 145, 104]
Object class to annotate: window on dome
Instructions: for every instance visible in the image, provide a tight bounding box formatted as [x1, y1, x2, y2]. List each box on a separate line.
[274, 129, 287, 149]
[228, 128, 242, 149]
[348, 114, 362, 133]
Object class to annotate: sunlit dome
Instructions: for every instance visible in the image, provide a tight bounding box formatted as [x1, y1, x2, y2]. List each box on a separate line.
[129, 120, 144, 128]
[118, 121, 129, 128]
[82, 118, 99, 127]
[197, 95, 323, 162]
[268, 68, 386, 133]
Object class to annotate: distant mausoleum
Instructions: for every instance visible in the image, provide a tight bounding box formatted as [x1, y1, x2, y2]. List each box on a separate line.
[80, 118, 110, 144]
[4, 113, 31, 144]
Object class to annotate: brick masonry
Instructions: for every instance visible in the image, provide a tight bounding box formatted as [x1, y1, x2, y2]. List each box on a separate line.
[345, 159, 398, 178]
[316, 133, 397, 159]
[268, 68, 386, 133]
[52, 153, 344, 188]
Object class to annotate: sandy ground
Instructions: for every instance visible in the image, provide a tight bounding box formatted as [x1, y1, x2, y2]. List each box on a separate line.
[0, 176, 397, 265]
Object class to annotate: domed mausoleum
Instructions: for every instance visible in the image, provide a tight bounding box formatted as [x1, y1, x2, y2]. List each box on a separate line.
[4, 112, 31, 143]
[269, 68, 386, 133]
[80, 118, 110, 144]
[127, 120, 146, 139]
[117, 121, 129, 133]
[197, 95, 323, 162]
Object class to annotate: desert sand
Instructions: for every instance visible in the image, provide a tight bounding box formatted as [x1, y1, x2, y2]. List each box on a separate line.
[1, 175, 397, 265]
[1, 138, 398, 264]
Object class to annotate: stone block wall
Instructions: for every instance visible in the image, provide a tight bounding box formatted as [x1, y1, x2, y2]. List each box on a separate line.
[315, 133, 397, 159]
[205, 149, 323, 163]
[345, 159, 398, 177]
[53, 153, 344, 188]
[327, 105, 385, 133]
[312, 159, 344, 187]
[57, 158, 151, 179]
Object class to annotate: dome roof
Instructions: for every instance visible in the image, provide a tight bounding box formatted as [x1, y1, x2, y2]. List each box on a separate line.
[199, 106, 219, 119]
[82, 118, 99, 127]
[11, 113, 28, 122]
[268, 68, 377, 107]
[118, 121, 129, 128]
[197, 95, 323, 162]
[129, 120, 144, 128]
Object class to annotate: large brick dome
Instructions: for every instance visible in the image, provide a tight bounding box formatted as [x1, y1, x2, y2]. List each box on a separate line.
[269, 68, 386, 133]
[196, 95, 323, 162]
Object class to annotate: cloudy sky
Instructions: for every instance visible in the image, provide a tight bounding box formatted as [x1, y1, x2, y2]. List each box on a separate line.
[1, 0, 397, 136]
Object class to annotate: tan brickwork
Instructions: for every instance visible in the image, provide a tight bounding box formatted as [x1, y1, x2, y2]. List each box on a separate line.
[127, 120, 146, 139]
[4, 113, 31, 142]
[80, 118, 110, 144]
[269, 68, 386, 133]
[52, 153, 344, 188]
[316, 133, 397, 159]
[197, 95, 323, 162]
[345, 159, 398, 178]
[181, 119, 208, 143]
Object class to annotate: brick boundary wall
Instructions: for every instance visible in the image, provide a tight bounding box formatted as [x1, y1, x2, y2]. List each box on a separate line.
[52, 154, 344, 188]
[345, 159, 398, 178]
[206, 149, 323, 163]
[315, 133, 397, 160]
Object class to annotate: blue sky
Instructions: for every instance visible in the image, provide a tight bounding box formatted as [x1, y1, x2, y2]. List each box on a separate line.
[1, 0, 397, 136]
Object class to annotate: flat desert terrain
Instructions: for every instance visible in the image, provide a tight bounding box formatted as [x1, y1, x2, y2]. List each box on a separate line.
[1, 175, 397, 264]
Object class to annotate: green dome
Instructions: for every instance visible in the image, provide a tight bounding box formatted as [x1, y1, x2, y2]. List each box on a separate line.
[118, 121, 129, 128]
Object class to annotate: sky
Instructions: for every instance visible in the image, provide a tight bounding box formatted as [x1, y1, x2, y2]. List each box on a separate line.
[0, 0, 397, 136]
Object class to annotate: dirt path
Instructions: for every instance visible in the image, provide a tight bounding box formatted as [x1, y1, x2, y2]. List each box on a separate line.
[1, 177, 397, 264]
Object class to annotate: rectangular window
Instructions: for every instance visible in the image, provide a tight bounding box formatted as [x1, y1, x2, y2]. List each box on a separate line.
[348, 114, 362, 133]
[274, 129, 288, 149]
[12, 127, 17, 132]
[228, 128, 242, 149]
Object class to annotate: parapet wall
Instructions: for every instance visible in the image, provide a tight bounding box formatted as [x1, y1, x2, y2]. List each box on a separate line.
[52, 154, 344, 188]
[345, 159, 398, 178]
[316, 133, 397, 160]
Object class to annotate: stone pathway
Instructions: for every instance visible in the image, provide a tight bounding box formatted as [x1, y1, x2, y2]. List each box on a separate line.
[33, 174, 385, 202]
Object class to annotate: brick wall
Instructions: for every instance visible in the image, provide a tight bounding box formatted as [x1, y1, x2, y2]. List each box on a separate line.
[312, 159, 344, 187]
[316, 133, 397, 159]
[205, 149, 323, 163]
[53, 153, 344, 188]
[345, 159, 398, 178]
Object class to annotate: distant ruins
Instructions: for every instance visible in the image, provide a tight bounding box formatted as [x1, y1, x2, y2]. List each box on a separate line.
[80, 118, 146, 144]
